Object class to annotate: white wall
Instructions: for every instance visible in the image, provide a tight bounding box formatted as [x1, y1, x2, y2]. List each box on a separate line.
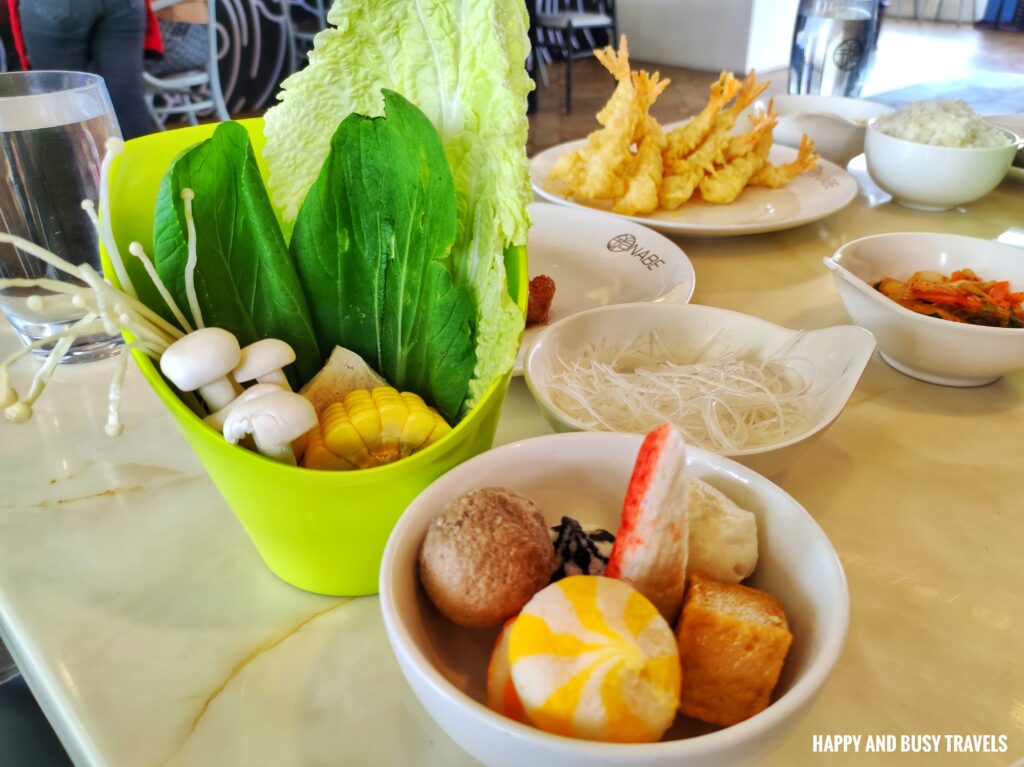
[618, 0, 750, 72]
[618, 0, 801, 72]
[886, 0, 987, 22]
[748, 0, 802, 71]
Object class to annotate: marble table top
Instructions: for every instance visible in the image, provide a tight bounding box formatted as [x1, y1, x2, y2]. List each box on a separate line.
[1, 163, 1022, 766]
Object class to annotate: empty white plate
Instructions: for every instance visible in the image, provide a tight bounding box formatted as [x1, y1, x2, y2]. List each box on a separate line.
[518, 202, 695, 374]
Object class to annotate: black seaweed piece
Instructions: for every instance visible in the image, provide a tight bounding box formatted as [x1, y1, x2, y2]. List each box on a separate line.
[550, 516, 616, 581]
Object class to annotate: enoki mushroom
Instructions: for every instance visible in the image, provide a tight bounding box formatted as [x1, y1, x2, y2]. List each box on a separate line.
[0, 137, 197, 435]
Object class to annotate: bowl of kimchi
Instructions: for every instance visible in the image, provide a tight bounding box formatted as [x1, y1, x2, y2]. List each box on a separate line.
[824, 232, 1024, 387]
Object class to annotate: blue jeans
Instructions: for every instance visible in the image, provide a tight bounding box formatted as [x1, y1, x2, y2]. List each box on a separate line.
[19, 0, 151, 139]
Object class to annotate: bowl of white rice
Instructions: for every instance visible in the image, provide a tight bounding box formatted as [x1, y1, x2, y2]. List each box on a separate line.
[865, 100, 1018, 211]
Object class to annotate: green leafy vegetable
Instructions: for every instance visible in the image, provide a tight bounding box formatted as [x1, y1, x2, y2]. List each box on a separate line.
[262, 0, 531, 407]
[153, 121, 321, 384]
[290, 91, 474, 422]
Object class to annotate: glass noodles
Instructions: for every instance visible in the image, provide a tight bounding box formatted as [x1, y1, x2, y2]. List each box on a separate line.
[546, 330, 815, 453]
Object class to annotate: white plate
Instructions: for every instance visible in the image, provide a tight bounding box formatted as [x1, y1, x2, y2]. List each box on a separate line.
[530, 139, 859, 237]
[985, 115, 1024, 183]
[518, 202, 695, 374]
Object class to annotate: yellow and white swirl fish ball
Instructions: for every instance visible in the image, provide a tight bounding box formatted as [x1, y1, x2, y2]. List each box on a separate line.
[507, 575, 680, 743]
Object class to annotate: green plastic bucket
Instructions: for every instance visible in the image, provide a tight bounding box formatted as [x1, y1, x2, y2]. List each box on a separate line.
[105, 119, 526, 595]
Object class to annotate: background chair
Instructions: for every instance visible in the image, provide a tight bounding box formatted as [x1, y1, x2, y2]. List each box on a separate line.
[533, 0, 616, 113]
[143, 0, 229, 129]
[285, 0, 330, 74]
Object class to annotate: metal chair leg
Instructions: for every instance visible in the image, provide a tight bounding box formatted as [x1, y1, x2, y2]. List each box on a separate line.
[207, 0, 229, 121]
[144, 94, 166, 132]
[531, 17, 550, 89]
[564, 23, 573, 114]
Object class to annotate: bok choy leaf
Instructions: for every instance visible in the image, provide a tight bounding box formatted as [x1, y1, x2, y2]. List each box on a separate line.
[152, 122, 321, 385]
[289, 91, 475, 422]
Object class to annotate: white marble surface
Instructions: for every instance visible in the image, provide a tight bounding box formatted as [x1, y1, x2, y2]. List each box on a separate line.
[1, 165, 1023, 766]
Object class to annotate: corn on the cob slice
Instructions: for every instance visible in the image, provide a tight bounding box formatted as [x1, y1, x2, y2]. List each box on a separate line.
[319, 400, 372, 467]
[401, 391, 437, 447]
[302, 422, 357, 471]
[376, 388, 409, 459]
[344, 389, 382, 449]
[310, 386, 451, 470]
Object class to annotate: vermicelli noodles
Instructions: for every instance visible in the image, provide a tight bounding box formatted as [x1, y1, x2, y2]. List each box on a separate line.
[545, 330, 814, 453]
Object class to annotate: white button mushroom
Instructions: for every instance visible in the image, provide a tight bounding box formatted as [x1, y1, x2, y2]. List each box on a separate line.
[159, 328, 242, 412]
[203, 382, 283, 431]
[233, 338, 296, 388]
[222, 389, 317, 465]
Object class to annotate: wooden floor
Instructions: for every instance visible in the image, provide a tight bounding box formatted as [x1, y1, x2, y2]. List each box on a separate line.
[527, 19, 1024, 156]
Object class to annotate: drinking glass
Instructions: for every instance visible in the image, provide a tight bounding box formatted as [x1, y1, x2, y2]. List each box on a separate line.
[789, 0, 880, 98]
[0, 71, 123, 363]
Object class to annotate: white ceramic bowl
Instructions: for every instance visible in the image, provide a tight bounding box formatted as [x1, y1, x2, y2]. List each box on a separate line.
[379, 432, 849, 767]
[522, 303, 875, 477]
[754, 95, 894, 167]
[864, 122, 1017, 211]
[825, 232, 1024, 386]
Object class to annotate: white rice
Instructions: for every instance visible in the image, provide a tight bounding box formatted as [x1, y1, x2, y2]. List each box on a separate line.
[875, 100, 1009, 148]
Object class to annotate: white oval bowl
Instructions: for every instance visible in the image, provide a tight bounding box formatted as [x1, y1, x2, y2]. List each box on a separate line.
[755, 95, 894, 167]
[379, 432, 849, 767]
[522, 303, 875, 477]
[864, 123, 1016, 211]
[825, 232, 1024, 386]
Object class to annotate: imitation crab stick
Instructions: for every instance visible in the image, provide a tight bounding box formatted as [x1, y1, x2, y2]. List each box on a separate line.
[606, 423, 690, 623]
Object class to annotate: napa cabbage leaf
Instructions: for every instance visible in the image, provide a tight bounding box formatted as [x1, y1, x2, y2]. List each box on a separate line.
[262, 0, 531, 408]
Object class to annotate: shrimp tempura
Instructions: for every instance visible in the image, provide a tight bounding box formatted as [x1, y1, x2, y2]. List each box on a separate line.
[749, 134, 819, 188]
[660, 71, 771, 208]
[699, 108, 777, 204]
[550, 36, 642, 201]
[613, 70, 671, 216]
[548, 41, 817, 215]
[664, 71, 741, 165]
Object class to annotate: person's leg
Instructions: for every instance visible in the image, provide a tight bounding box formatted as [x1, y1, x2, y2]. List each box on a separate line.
[92, 0, 150, 140]
[18, 0, 95, 73]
